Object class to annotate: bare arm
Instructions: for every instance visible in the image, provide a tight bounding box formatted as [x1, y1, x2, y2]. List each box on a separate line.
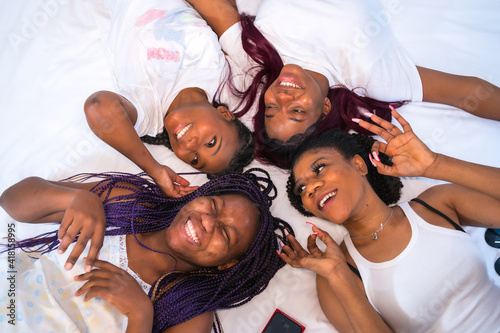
[418, 66, 500, 121]
[0, 177, 135, 270]
[84, 91, 162, 184]
[84, 91, 196, 197]
[418, 184, 500, 228]
[316, 275, 355, 333]
[0, 177, 100, 223]
[163, 312, 213, 333]
[281, 233, 393, 333]
[358, 109, 500, 228]
[422, 154, 500, 202]
[358, 108, 500, 201]
[127, 307, 213, 333]
[185, 0, 240, 38]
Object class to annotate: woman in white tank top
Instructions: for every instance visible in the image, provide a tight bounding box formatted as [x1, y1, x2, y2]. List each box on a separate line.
[283, 108, 500, 332]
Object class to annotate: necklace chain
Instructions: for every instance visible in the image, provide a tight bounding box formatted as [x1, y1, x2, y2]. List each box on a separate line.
[350, 209, 394, 241]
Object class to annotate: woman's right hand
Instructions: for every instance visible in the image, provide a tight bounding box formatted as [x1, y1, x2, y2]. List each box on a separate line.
[356, 107, 439, 178]
[58, 190, 106, 272]
[74, 259, 154, 333]
[153, 165, 199, 198]
[279, 225, 348, 281]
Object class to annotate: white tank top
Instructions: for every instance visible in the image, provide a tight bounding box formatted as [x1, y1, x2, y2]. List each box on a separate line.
[344, 202, 500, 332]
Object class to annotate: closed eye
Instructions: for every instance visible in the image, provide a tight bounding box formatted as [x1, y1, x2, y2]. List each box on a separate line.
[265, 105, 277, 118]
[222, 226, 230, 241]
[212, 198, 218, 213]
[213, 198, 230, 241]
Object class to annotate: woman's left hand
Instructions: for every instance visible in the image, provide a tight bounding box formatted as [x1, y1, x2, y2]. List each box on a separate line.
[74, 259, 154, 328]
[279, 225, 348, 281]
[356, 107, 439, 178]
[153, 165, 199, 198]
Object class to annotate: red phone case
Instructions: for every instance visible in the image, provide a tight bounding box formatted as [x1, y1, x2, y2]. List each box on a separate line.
[261, 308, 305, 333]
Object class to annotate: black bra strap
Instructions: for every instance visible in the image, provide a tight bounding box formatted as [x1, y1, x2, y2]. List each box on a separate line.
[411, 198, 465, 232]
[347, 262, 362, 281]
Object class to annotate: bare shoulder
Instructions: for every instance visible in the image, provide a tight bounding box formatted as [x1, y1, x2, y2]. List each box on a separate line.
[412, 183, 462, 227]
[162, 312, 214, 333]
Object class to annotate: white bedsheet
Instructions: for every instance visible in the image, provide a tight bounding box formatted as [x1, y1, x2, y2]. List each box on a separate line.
[0, 0, 499, 332]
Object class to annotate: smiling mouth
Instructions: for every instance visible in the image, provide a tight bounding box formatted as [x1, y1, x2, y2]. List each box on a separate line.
[318, 190, 337, 210]
[176, 123, 192, 142]
[185, 218, 200, 245]
[278, 80, 303, 89]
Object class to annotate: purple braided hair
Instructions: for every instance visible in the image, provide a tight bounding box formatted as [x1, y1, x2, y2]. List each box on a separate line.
[7, 168, 293, 332]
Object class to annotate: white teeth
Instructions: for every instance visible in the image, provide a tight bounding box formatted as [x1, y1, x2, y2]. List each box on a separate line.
[279, 81, 302, 89]
[176, 123, 192, 141]
[319, 191, 337, 208]
[185, 219, 200, 245]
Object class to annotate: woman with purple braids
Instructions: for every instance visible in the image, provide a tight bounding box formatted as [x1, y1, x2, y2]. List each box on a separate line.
[186, 0, 500, 169]
[0, 169, 292, 332]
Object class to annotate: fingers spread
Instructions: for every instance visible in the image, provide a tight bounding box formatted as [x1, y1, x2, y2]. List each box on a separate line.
[58, 214, 74, 244]
[85, 238, 104, 272]
[390, 107, 412, 132]
[356, 110, 405, 142]
[58, 222, 79, 255]
[286, 234, 310, 257]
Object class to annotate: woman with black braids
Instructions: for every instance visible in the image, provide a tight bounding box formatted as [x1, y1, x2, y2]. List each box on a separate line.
[0, 169, 292, 333]
[85, 0, 254, 198]
[282, 109, 500, 332]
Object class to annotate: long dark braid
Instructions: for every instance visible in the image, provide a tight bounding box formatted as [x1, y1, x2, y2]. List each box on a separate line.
[8, 169, 292, 332]
[287, 129, 403, 216]
[140, 127, 171, 148]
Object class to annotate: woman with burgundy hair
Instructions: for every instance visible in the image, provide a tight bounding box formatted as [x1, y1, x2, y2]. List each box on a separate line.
[187, 0, 500, 169]
[0, 169, 292, 332]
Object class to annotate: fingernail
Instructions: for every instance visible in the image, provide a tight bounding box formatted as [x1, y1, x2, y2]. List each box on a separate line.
[279, 240, 285, 248]
[58, 249, 64, 254]
[284, 229, 289, 237]
[64, 262, 73, 271]
[85, 265, 92, 273]
[351, 118, 361, 123]
[372, 151, 381, 162]
[306, 221, 316, 227]
[276, 250, 281, 256]
[389, 105, 396, 112]
[312, 232, 319, 236]
[368, 154, 377, 167]
[360, 110, 374, 118]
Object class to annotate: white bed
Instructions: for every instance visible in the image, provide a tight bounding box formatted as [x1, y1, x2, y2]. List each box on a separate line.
[0, 0, 499, 332]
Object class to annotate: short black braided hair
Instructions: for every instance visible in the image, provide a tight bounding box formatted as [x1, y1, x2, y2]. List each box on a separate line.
[287, 129, 403, 216]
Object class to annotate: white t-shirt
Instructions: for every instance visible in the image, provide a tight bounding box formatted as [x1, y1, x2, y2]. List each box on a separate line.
[344, 202, 500, 332]
[220, 0, 422, 103]
[106, 0, 226, 136]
